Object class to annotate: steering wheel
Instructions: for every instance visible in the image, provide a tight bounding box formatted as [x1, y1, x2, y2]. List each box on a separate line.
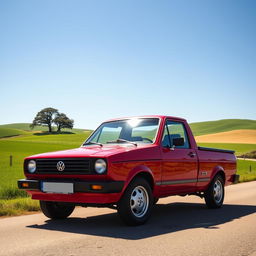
[142, 137, 153, 143]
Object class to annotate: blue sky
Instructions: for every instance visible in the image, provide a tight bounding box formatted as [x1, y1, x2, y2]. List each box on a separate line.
[1, 0, 255, 129]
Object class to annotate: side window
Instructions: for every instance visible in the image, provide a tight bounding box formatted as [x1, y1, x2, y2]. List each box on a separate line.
[162, 121, 190, 149]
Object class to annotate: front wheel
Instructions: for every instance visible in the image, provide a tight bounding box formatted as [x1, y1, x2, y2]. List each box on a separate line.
[40, 201, 75, 219]
[117, 178, 153, 226]
[204, 175, 225, 208]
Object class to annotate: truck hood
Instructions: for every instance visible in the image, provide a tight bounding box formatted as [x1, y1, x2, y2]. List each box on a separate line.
[26, 144, 152, 159]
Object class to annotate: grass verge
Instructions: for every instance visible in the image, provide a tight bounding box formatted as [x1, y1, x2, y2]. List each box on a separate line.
[237, 159, 256, 182]
[0, 197, 40, 217]
[0, 186, 28, 199]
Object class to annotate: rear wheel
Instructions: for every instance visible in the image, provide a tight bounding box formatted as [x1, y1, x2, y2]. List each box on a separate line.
[204, 175, 225, 208]
[40, 201, 75, 219]
[117, 177, 153, 226]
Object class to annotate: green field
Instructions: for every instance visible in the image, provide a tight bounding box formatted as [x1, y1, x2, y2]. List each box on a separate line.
[197, 143, 256, 156]
[0, 132, 91, 190]
[190, 119, 256, 136]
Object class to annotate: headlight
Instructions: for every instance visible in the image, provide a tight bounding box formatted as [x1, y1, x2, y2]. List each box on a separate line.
[28, 160, 36, 173]
[95, 159, 107, 174]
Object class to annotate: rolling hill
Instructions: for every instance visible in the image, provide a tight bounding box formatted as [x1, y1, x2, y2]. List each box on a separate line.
[0, 128, 28, 138]
[0, 123, 42, 131]
[189, 119, 256, 136]
[0, 123, 91, 137]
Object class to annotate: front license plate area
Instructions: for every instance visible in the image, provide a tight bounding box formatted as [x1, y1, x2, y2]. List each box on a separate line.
[42, 182, 74, 194]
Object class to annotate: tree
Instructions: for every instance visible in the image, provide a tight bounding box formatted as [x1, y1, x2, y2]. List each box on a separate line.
[30, 107, 58, 133]
[53, 113, 74, 132]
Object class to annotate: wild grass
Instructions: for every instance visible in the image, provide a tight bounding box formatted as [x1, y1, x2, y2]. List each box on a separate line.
[0, 198, 40, 216]
[237, 159, 256, 182]
[0, 186, 28, 199]
[238, 150, 256, 159]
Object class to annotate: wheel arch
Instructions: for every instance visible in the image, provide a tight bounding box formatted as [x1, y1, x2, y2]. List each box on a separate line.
[122, 165, 155, 194]
[210, 165, 226, 184]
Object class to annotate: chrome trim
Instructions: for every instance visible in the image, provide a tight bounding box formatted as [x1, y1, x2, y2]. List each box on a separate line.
[156, 179, 197, 185]
[197, 178, 210, 182]
[156, 177, 210, 186]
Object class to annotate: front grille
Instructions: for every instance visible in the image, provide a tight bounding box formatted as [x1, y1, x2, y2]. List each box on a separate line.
[34, 158, 91, 174]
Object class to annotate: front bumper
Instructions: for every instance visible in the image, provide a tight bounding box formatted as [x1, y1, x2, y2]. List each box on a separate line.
[18, 179, 124, 193]
[18, 179, 125, 204]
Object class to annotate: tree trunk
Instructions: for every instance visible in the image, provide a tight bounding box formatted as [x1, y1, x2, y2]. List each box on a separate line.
[48, 124, 52, 133]
[57, 125, 61, 133]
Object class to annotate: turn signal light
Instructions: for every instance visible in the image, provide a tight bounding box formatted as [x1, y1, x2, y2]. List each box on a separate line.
[22, 182, 29, 188]
[91, 185, 103, 190]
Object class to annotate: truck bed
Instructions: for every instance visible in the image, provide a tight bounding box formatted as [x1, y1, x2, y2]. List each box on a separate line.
[198, 146, 235, 154]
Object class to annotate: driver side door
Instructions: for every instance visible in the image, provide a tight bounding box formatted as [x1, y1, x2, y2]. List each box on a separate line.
[160, 120, 198, 194]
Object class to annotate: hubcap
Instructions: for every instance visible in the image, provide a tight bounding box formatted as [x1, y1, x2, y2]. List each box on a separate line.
[130, 186, 149, 218]
[213, 179, 223, 204]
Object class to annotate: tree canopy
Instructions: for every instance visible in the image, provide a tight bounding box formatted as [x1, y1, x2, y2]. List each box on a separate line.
[31, 107, 74, 133]
[54, 113, 74, 132]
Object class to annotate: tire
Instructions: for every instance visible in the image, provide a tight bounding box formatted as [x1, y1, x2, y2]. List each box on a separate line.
[204, 174, 225, 209]
[153, 197, 159, 205]
[40, 201, 75, 219]
[117, 177, 153, 226]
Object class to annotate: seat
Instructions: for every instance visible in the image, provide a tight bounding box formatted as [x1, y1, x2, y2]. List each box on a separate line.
[162, 134, 181, 147]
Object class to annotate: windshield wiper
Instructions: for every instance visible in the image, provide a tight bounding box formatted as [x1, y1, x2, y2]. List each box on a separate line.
[83, 141, 103, 147]
[106, 138, 137, 146]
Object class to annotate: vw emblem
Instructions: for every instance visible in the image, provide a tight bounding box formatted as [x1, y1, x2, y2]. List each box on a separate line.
[56, 161, 65, 172]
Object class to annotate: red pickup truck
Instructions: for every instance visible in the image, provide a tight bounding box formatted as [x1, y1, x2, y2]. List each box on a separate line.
[18, 116, 239, 225]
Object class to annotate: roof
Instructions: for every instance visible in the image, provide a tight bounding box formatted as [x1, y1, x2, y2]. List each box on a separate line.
[104, 115, 186, 123]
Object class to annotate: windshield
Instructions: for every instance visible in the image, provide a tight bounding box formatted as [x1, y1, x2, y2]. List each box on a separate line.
[83, 118, 160, 146]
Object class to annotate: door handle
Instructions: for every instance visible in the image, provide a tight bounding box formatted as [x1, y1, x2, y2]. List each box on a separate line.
[188, 152, 196, 157]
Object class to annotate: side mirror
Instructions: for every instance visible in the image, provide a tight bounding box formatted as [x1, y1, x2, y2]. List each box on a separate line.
[172, 137, 184, 147]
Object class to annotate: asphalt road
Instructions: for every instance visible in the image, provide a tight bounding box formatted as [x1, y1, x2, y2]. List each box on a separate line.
[1, 181, 255, 256]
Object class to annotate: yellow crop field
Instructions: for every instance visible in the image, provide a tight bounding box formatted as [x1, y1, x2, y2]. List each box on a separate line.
[195, 129, 256, 144]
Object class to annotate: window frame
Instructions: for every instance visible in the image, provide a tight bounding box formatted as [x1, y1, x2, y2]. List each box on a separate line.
[161, 120, 191, 149]
[82, 117, 161, 146]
